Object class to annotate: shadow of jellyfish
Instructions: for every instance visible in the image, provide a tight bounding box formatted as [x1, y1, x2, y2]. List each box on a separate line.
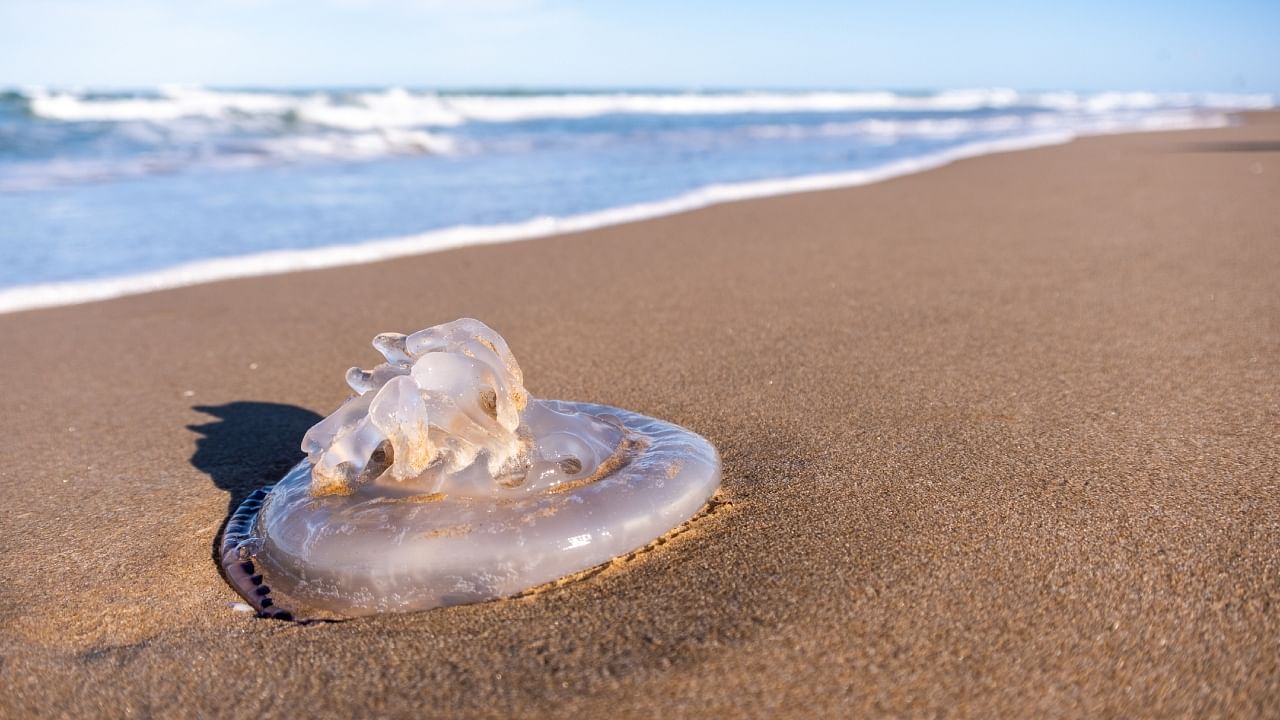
[189, 402, 322, 572]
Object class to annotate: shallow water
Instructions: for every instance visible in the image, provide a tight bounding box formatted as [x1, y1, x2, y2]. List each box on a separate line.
[0, 87, 1270, 304]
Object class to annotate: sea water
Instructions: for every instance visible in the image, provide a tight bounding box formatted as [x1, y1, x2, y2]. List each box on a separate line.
[0, 86, 1271, 311]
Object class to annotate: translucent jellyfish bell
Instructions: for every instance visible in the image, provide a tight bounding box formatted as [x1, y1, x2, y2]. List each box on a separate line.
[220, 319, 720, 620]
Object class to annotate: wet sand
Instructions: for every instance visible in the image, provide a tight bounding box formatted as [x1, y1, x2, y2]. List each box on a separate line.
[1, 115, 1277, 718]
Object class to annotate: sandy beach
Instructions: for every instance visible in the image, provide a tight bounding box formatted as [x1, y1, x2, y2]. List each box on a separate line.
[2, 116, 1277, 718]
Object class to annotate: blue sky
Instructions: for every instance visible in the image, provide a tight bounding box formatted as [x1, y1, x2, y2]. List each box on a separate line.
[1, 0, 1277, 91]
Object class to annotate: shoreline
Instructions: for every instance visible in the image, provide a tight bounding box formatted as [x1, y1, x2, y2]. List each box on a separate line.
[0, 111, 1233, 315]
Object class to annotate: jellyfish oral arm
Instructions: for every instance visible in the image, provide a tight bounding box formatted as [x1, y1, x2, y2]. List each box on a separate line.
[301, 319, 529, 496]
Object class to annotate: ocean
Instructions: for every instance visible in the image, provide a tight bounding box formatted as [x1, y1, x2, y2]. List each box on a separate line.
[0, 86, 1272, 312]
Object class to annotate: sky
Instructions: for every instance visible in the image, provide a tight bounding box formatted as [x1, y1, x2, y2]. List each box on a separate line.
[1, 0, 1277, 91]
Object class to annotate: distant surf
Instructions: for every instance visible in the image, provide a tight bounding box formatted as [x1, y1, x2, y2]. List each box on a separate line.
[0, 86, 1266, 313]
[23, 86, 1273, 126]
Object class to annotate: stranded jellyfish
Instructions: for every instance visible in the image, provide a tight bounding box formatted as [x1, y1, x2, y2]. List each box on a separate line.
[220, 318, 720, 620]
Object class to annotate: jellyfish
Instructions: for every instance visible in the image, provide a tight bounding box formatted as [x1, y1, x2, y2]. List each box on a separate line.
[219, 318, 720, 620]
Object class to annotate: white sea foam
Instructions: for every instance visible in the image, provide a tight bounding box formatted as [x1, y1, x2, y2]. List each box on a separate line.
[0, 129, 457, 192]
[0, 112, 1232, 316]
[1035, 90, 1276, 112]
[28, 86, 302, 122]
[292, 88, 465, 129]
[744, 109, 1226, 141]
[26, 86, 1273, 128]
[250, 128, 458, 159]
[25, 87, 1027, 126]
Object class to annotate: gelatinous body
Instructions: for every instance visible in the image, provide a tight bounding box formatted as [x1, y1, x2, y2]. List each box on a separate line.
[219, 319, 720, 619]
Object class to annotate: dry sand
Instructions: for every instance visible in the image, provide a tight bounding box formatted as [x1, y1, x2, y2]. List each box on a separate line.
[1, 116, 1278, 718]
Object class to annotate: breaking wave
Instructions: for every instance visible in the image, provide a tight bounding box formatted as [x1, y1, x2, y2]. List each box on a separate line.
[20, 86, 1276, 127]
